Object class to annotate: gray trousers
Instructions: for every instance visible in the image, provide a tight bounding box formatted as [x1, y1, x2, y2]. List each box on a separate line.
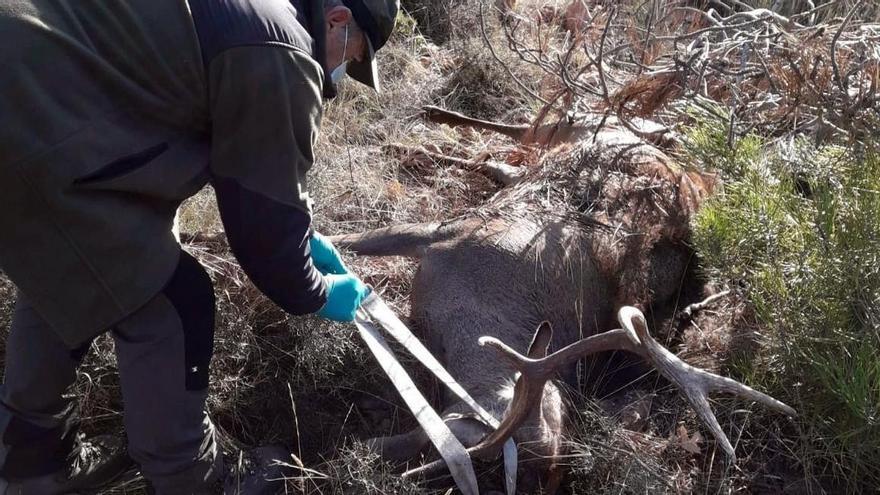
[0, 251, 222, 494]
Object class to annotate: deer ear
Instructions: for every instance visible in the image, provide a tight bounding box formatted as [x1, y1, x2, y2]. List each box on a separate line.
[527, 321, 553, 359]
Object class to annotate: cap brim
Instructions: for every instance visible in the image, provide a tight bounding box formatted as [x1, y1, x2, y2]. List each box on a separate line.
[347, 37, 380, 92]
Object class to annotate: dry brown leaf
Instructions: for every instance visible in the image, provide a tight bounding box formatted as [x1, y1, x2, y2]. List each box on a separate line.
[673, 424, 703, 455]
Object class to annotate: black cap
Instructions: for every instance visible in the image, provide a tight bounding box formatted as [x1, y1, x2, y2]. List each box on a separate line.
[342, 0, 399, 91]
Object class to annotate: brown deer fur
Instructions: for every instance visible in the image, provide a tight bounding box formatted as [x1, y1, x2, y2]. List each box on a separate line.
[331, 117, 721, 492]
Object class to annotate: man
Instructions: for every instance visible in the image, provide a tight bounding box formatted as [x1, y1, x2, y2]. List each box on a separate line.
[0, 0, 398, 492]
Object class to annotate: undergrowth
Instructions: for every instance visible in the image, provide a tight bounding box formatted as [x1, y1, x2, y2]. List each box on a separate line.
[686, 110, 880, 492]
[566, 397, 697, 494]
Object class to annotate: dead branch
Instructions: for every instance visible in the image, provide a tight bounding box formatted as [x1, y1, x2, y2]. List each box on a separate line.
[496, 0, 880, 147]
[678, 290, 732, 321]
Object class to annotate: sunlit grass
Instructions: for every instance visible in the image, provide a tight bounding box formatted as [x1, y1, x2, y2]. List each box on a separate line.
[687, 111, 880, 491]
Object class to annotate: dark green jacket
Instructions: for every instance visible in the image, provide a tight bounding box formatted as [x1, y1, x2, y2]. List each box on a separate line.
[0, 0, 331, 347]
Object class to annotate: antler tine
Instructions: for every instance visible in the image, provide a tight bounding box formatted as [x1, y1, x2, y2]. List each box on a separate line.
[710, 374, 797, 417]
[472, 322, 556, 460]
[478, 336, 533, 372]
[617, 306, 797, 460]
[476, 319, 557, 370]
[684, 386, 737, 459]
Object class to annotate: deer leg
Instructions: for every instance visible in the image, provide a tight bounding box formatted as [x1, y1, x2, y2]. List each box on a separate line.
[387, 144, 524, 185]
[367, 415, 491, 462]
[443, 416, 494, 447]
[329, 222, 448, 258]
[422, 105, 529, 142]
[366, 427, 430, 461]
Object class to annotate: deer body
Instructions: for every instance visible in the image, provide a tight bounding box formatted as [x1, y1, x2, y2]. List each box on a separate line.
[333, 117, 789, 493]
[346, 216, 604, 489]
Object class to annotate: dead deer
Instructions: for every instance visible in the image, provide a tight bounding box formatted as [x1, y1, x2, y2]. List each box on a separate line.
[332, 112, 792, 492]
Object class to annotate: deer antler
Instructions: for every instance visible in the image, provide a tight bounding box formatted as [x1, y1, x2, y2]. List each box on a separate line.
[404, 307, 795, 480]
[480, 307, 796, 460]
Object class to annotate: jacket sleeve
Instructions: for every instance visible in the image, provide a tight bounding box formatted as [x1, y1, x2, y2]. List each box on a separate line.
[207, 45, 327, 315]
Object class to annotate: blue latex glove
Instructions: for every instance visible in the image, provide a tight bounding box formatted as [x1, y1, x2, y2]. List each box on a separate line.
[317, 273, 369, 322]
[310, 232, 349, 275]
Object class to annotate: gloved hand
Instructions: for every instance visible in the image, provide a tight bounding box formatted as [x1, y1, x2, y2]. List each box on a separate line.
[310, 232, 348, 275]
[317, 273, 369, 322]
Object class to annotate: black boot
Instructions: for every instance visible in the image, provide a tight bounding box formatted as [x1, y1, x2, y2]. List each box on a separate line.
[222, 446, 292, 495]
[0, 434, 133, 495]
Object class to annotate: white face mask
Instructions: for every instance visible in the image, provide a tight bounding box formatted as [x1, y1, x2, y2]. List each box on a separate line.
[331, 24, 349, 84]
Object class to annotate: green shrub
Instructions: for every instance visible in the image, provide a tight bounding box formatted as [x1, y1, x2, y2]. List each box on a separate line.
[686, 113, 880, 491]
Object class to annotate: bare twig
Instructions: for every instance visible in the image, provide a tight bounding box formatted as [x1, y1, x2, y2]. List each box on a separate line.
[479, 0, 548, 105]
[679, 290, 733, 321]
[830, 1, 863, 93]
